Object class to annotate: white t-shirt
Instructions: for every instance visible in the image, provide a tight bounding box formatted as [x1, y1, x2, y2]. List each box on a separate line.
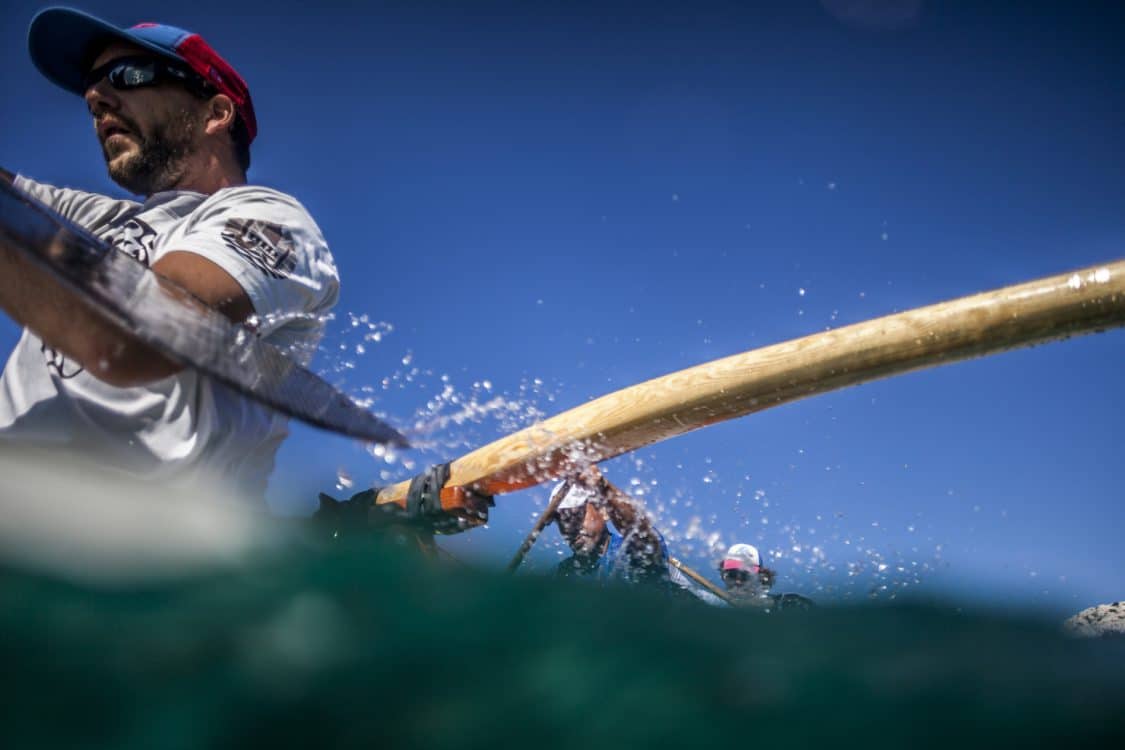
[0, 176, 340, 500]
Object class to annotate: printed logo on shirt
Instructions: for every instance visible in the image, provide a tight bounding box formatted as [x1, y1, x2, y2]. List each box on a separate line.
[221, 218, 299, 279]
[40, 217, 158, 377]
[103, 217, 157, 265]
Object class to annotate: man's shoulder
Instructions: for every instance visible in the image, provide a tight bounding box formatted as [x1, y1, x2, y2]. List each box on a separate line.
[772, 592, 815, 610]
[198, 185, 316, 222]
[184, 185, 333, 263]
[14, 175, 142, 227]
[618, 526, 668, 559]
[209, 184, 301, 201]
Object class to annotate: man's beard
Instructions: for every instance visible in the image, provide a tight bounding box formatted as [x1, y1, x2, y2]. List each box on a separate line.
[104, 110, 197, 196]
[572, 528, 609, 560]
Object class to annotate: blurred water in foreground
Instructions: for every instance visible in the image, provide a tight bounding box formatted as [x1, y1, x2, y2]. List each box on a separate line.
[2, 450, 1124, 747]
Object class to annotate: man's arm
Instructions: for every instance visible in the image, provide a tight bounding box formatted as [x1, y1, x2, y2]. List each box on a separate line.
[578, 466, 663, 545]
[600, 480, 661, 543]
[0, 233, 252, 387]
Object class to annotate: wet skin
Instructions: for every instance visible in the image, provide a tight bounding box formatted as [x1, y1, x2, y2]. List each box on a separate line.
[557, 502, 610, 558]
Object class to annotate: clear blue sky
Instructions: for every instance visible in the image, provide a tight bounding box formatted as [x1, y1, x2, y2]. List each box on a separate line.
[2, 0, 1121, 611]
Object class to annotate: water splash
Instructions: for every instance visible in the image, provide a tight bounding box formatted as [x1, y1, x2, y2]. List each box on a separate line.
[311, 309, 558, 484]
[311, 311, 952, 603]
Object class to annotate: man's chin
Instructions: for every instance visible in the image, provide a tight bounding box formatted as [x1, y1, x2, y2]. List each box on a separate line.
[105, 154, 151, 195]
[105, 152, 134, 178]
[573, 539, 600, 557]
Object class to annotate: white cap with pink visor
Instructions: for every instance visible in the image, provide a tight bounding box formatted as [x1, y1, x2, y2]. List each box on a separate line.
[721, 543, 761, 573]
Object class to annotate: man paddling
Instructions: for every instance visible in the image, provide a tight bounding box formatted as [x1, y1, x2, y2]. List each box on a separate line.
[0, 8, 338, 499]
[719, 543, 814, 611]
[552, 466, 672, 586]
[551, 468, 732, 604]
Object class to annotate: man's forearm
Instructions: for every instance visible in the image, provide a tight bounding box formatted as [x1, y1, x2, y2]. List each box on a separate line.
[600, 479, 658, 538]
[0, 235, 180, 385]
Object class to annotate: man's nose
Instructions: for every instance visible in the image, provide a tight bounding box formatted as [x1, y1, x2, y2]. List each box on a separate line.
[84, 79, 119, 115]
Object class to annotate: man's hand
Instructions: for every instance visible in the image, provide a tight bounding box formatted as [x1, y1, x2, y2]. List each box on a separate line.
[572, 463, 607, 506]
[436, 486, 494, 534]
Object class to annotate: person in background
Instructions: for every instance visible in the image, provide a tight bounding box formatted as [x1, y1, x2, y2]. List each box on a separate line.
[550, 465, 726, 605]
[552, 465, 669, 586]
[720, 543, 813, 611]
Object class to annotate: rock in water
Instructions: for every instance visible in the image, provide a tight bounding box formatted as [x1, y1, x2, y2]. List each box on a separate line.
[1065, 602, 1125, 638]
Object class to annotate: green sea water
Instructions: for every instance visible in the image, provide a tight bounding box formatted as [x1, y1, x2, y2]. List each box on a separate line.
[2, 531, 1123, 749]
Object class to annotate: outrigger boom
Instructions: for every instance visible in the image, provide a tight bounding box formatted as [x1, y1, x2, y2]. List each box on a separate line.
[377, 260, 1125, 513]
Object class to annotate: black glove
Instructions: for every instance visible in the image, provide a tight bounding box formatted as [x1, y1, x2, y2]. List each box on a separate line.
[313, 487, 380, 537]
[405, 463, 494, 535]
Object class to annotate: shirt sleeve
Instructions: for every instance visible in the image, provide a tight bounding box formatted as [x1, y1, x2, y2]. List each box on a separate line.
[14, 175, 139, 230]
[621, 527, 670, 579]
[163, 186, 340, 353]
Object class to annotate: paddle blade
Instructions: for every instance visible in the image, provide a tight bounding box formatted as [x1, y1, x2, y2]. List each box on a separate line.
[0, 180, 408, 446]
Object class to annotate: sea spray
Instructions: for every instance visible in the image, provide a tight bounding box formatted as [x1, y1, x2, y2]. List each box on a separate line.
[310, 310, 951, 602]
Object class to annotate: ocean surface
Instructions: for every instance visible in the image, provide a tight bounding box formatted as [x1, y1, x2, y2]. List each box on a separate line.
[3, 525, 1124, 748]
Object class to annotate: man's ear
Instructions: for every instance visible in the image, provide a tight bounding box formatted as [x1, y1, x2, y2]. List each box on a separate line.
[203, 94, 237, 136]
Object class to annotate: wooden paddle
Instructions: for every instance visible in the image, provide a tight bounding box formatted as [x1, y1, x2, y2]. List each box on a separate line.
[0, 178, 407, 445]
[506, 484, 568, 572]
[669, 557, 732, 604]
[376, 259, 1125, 512]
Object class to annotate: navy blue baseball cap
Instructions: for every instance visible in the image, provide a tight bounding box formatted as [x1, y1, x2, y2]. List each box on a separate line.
[28, 6, 257, 142]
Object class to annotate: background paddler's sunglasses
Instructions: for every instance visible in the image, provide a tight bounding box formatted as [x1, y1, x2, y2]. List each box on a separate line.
[720, 567, 760, 584]
[83, 55, 215, 99]
[554, 507, 586, 537]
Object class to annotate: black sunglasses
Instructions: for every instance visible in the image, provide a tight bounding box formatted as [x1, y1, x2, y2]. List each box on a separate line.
[84, 55, 213, 98]
[555, 507, 586, 533]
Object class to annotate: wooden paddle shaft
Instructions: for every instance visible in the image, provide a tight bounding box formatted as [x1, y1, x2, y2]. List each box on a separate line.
[378, 260, 1125, 511]
[506, 484, 567, 572]
[669, 557, 732, 604]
